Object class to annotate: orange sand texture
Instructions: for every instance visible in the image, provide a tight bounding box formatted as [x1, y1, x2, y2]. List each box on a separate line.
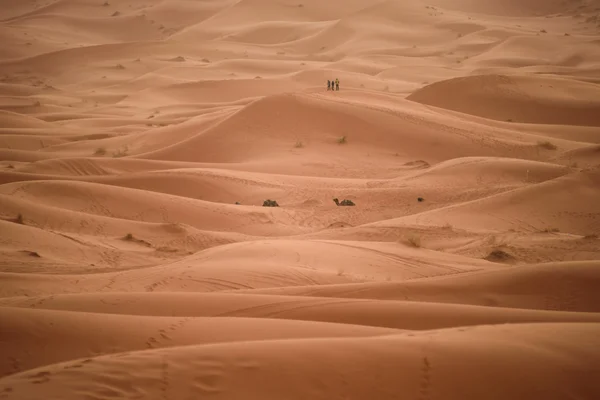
[1, 0, 600, 398]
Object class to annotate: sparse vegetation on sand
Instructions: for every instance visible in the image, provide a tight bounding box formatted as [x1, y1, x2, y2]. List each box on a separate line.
[14, 213, 24, 224]
[112, 146, 129, 157]
[94, 147, 107, 156]
[542, 227, 560, 233]
[484, 249, 517, 263]
[405, 233, 421, 248]
[538, 140, 557, 150]
[155, 246, 178, 253]
[337, 135, 347, 144]
[333, 198, 355, 206]
[262, 199, 279, 207]
[122, 233, 151, 247]
[21, 250, 41, 257]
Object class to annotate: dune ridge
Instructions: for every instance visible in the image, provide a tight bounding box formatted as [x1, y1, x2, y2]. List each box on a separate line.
[1, 0, 599, 398]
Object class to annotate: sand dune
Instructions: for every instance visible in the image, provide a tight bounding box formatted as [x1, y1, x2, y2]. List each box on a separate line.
[239, 260, 600, 311]
[407, 74, 600, 126]
[0, 110, 59, 129]
[0, 306, 399, 378]
[0, 179, 305, 236]
[1, 0, 599, 397]
[137, 91, 582, 168]
[365, 168, 600, 234]
[1, 323, 599, 400]
[3, 291, 600, 330]
[427, 0, 580, 16]
[0, 237, 496, 297]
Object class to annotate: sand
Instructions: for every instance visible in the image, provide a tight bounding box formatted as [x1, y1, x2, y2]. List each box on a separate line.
[1, 0, 599, 398]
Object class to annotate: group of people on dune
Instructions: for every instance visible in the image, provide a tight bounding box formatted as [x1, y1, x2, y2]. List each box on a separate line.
[327, 78, 340, 91]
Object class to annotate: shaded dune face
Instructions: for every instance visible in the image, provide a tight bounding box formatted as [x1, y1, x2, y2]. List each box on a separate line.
[1, 0, 600, 398]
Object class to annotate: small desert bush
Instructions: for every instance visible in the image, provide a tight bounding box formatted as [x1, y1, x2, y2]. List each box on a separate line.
[122, 233, 152, 247]
[156, 246, 178, 253]
[406, 233, 421, 248]
[22, 250, 41, 257]
[583, 234, 598, 240]
[484, 249, 516, 263]
[542, 227, 560, 233]
[538, 140, 557, 150]
[112, 145, 128, 157]
[262, 199, 279, 207]
[94, 147, 107, 156]
[337, 135, 347, 144]
[294, 140, 304, 148]
[15, 213, 24, 224]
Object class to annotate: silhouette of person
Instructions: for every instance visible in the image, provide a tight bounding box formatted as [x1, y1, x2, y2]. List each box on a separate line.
[335, 78, 339, 91]
[327, 80, 331, 90]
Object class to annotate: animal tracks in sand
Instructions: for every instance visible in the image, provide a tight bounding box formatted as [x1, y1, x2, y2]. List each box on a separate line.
[418, 356, 432, 400]
[146, 318, 188, 349]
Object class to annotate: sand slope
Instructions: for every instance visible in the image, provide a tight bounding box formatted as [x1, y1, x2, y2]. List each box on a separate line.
[1, 0, 599, 397]
[3, 291, 600, 330]
[237, 260, 600, 312]
[407, 74, 600, 126]
[0, 306, 399, 378]
[1, 323, 599, 400]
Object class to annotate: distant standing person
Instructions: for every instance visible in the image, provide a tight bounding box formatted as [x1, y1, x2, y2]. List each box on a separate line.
[335, 78, 339, 91]
[327, 80, 331, 90]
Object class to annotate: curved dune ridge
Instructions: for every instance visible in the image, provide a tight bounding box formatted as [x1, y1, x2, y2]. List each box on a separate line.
[406, 74, 600, 126]
[1, 0, 600, 398]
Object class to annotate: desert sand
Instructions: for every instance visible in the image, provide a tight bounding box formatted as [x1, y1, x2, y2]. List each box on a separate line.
[1, 0, 600, 398]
